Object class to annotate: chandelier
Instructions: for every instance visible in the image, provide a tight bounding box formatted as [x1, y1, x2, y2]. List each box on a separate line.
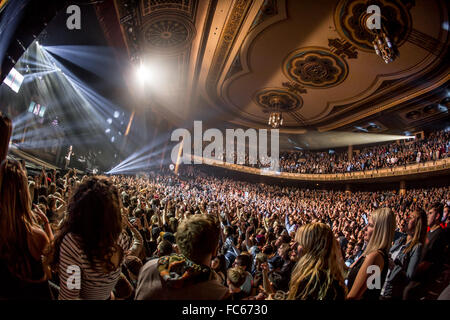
[372, 29, 395, 64]
[268, 96, 284, 128]
[268, 111, 283, 128]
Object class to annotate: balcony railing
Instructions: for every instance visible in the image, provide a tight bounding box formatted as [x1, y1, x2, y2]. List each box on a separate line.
[190, 155, 450, 182]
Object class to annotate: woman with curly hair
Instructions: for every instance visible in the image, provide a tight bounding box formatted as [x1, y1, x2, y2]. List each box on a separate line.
[48, 176, 127, 300]
[287, 222, 346, 300]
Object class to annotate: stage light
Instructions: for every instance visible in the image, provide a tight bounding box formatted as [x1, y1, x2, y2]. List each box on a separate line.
[107, 118, 112, 124]
[438, 104, 448, 112]
[135, 61, 161, 85]
[111, 136, 115, 143]
[105, 128, 111, 133]
[114, 111, 120, 118]
[443, 21, 449, 31]
[136, 63, 150, 83]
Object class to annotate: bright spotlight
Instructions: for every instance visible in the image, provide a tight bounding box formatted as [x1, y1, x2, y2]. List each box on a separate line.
[114, 111, 120, 118]
[136, 63, 150, 83]
[105, 128, 111, 134]
[107, 118, 112, 124]
[111, 136, 115, 143]
[135, 62, 158, 84]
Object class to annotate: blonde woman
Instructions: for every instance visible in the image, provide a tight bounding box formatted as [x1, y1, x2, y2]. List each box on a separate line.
[287, 223, 347, 300]
[347, 208, 396, 300]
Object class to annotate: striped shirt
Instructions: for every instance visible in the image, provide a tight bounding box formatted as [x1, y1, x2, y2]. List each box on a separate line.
[58, 233, 127, 300]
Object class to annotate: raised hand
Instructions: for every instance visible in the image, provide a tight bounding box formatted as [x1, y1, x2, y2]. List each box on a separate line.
[33, 204, 49, 226]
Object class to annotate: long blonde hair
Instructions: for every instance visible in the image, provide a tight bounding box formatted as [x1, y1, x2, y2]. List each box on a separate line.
[362, 208, 396, 257]
[287, 223, 346, 300]
[0, 159, 37, 280]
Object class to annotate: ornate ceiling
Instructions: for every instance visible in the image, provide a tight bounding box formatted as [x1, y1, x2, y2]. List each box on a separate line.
[97, 0, 449, 133]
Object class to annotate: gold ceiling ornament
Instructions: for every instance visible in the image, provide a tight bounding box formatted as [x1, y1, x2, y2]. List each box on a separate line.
[328, 38, 358, 60]
[283, 47, 349, 88]
[282, 81, 307, 95]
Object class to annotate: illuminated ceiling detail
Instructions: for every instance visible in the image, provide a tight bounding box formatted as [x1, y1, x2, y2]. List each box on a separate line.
[97, 0, 449, 132]
[142, 13, 195, 53]
[254, 88, 303, 113]
[283, 47, 349, 88]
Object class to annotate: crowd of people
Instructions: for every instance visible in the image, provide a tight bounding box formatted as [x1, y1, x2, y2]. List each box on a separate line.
[0, 111, 449, 300]
[277, 130, 449, 174]
[219, 129, 449, 174]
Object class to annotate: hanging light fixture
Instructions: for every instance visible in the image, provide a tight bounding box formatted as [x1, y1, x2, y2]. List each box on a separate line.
[372, 28, 395, 63]
[268, 111, 283, 128]
[268, 96, 284, 128]
[364, 7, 396, 64]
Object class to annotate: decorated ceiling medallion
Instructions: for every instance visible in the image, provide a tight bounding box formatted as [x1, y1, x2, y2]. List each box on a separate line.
[283, 47, 348, 88]
[334, 0, 412, 52]
[142, 14, 195, 52]
[254, 88, 303, 113]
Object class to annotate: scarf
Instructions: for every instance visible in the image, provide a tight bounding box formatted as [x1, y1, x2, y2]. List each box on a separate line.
[157, 254, 211, 288]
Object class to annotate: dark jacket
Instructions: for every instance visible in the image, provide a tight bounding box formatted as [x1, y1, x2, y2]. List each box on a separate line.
[382, 236, 423, 299]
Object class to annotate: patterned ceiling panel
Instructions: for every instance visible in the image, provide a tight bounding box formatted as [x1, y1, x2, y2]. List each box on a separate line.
[283, 47, 349, 88]
[142, 13, 195, 53]
[253, 88, 303, 113]
[334, 0, 412, 52]
[141, 0, 196, 18]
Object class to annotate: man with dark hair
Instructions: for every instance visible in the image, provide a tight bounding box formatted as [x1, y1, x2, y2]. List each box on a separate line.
[234, 254, 253, 297]
[135, 215, 229, 300]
